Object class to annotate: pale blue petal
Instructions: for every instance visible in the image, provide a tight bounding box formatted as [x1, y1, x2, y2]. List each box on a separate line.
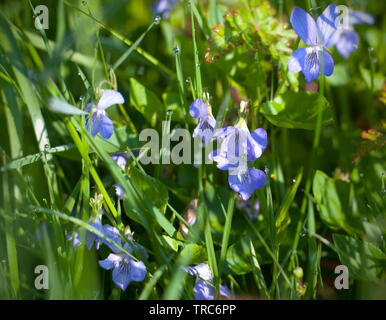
[112, 263, 132, 291]
[336, 29, 359, 59]
[316, 4, 339, 47]
[189, 98, 208, 118]
[129, 260, 147, 282]
[303, 50, 321, 83]
[193, 279, 214, 300]
[288, 48, 307, 73]
[348, 11, 375, 25]
[290, 7, 318, 45]
[248, 128, 268, 161]
[99, 253, 121, 270]
[228, 169, 266, 201]
[98, 114, 114, 139]
[101, 225, 122, 253]
[220, 285, 231, 299]
[321, 51, 334, 76]
[97, 90, 124, 110]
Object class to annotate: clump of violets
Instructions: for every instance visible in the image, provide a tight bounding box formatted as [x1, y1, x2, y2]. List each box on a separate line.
[86, 89, 124, 139]
[210, 101, 267, 200]
[189, 98, 267, 200]
[185, 263, 231, 300]
[329, 10, 375, 59]
[288, 4, 339, 83]
[189, 97, 216, 145]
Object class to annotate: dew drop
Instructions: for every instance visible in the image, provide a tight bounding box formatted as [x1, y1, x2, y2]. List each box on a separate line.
[292, 179, 296, 183]
[77, 72, 81, 76]
[185, 78, 191, 83]
[154, 16, 161, 25]
[81, 1, 87, 6]
[44, 144, 50, 151]
[173, 46, 180, 55]
[196, 63, 201, 67]
[369, 47, 374, 52]
[372, 58, 378, 63]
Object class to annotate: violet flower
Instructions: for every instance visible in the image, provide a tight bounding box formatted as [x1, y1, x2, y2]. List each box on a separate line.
[185, 263, 231, 300]
[86, 89, 124, 139]
[329, 10, 375, 59]
[189, 98, 216, 145]
[288, 5, 339, 83]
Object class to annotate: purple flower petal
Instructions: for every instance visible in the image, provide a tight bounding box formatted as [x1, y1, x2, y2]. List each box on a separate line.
[98, 113, 114, 139]
[303, 48, 321, 83]
[248, 128, 268, 161]
[193, 278, 214, 300]
[112, 263, 132, 291]
[189, 98, 208, 118]
[335, 29, 359, 59]
[228, 168, 266, 201]
[316, 4, 339, 47]
[288, 48, 307, 73]
[186, 263, 212, 281]
[321, 51, 334, 76]
[290, 7, 318, 46]
[97, 89, 124, 110]
[129, 260, 147, 282]
[220, 284, 231, 299]
[348, 11, 374, 25]
[101, 225, 123, 253]
[99, 253, 120, 270]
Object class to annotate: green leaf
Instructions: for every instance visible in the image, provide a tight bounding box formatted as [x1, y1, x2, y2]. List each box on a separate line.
[261, 92, 333, 130]
[275, 168, 303, 239]
[333, 234, 386, 282]
[48, 98, 89, 116]
[313, 170, 363, 235]
[359, 65, 384, 92]
[1, 145, 75, 171]
[128, 167, 169, 214]
[162, 235, 178, 252]
[128, 78, 165, 127]
[180, 244, 207, 265]
[223, 232, 269, 275]
[327, 64, 351, 87]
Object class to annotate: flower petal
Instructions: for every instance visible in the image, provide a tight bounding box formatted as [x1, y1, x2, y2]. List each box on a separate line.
[248, 128, 268, 161]
[290, 7, 318, 45]
[303, 48, 321, 83]
[228, 169, 266, 201]
[189, 98, 208, 118]
[288, 48, 307, 73]
[193, 279, 214, 300]
[335, 29, 359, 59]
[101, 225, 123, 253]
[321, 51, 334, 76]
[316, 4, 339, 47]
[112, 263, 132, 291]
[348, 11, 375, 25]
[129, 260, 147, 282]
[86, 114, 101, 137]
[98, 114, 114, 139]
[99, 253, 121, 270]
[97, 89, 124, 110]
[220, 284, 231, 299]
